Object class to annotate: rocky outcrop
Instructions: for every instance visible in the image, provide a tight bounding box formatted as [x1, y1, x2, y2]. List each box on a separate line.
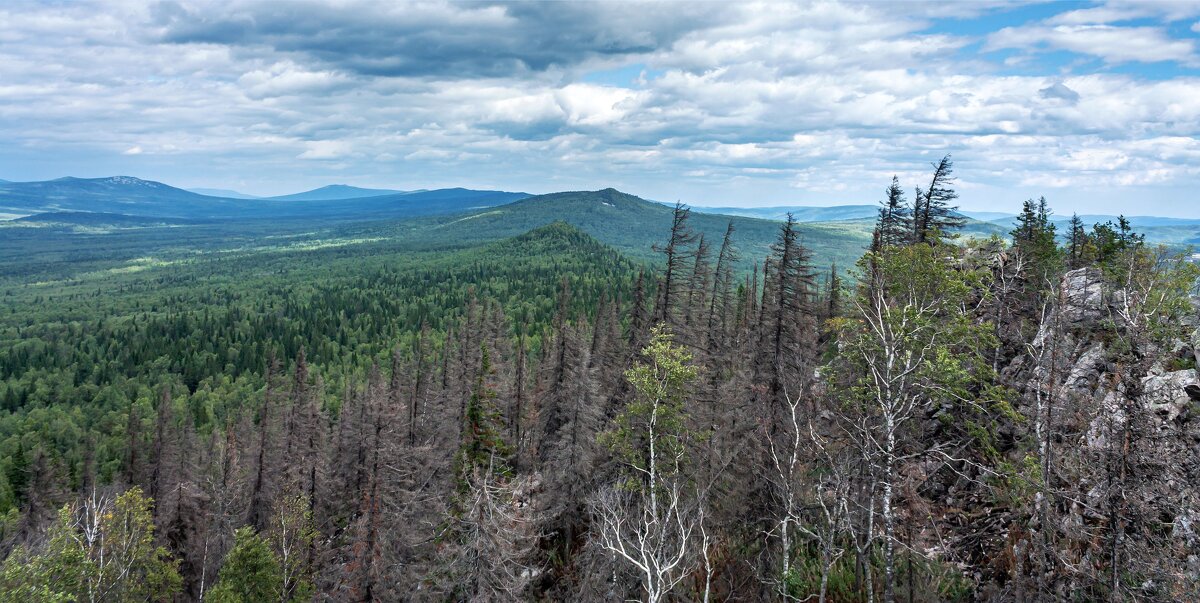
[1142, 369, 1199, 422]
[1003, 265, 1200, 596]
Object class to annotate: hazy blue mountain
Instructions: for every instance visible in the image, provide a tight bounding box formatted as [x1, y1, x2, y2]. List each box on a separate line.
[965, 213, 1200, 248]
[189, 187, 260, 199]
[0, 176, 528, 221]
[962, 211, 1017, 221]
[692, 204, 880, 222]
[979, 214, 1200, 230]
[0, 176, 253, 218]
[1068, 215, 1200, 227]
[268, 184, 406, 201]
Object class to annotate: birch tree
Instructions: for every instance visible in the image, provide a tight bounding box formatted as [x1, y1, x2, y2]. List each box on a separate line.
[0, 488, 181, 603]
[832, 243, 998, 602]
[595, 327, 707, 603]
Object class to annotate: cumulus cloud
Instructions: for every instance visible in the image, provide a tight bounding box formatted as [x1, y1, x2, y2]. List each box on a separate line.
[150, 0, 728, 78]
[1048, 1, 1200, 26]
[0, 0, 1198, 215]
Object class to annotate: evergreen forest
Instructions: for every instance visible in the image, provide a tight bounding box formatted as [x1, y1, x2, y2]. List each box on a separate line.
[2, 158, 1199, 602]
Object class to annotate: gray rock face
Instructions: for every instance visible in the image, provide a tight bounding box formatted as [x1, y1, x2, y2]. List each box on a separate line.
[1063, 343, 1105, 398]
[1192, 328, 1200, 369]
[1006, 267, 1200, 593]
[1142, 369, 1199, 422]
[1058, 267, 1105, 325]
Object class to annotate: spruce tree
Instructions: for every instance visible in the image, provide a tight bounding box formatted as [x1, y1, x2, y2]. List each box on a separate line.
[1067, 213, 1087, 268]
[653, 202, 697, 325]
[209, 528, 282, 603]
[876, 175, 911, 247]
[912, 154, 965, 244]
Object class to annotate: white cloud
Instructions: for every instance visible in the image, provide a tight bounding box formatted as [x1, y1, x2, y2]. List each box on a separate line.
[123, 145, 143, 155]
[298, 140, 352, 160]
[237, 62, 353, 99]
[0, 1, 1197, 214]
[987, 24, 1196, 64]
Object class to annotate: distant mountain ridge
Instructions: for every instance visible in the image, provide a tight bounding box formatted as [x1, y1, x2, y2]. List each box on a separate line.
[0, 176, 528, 221]
[267, 184, 407, 201]
[188, 187, 260, 199]
[4, 176, 1197, 253]
[693, 204, 879, 222]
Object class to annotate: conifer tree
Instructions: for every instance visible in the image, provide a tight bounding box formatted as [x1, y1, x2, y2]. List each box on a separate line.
[706, 221, 739, 354]
[1067, 213, 1087, 268]
[149, 388, 176, 507]
[209, 527, 282, 603]
[1011, 196, 1061, 287]
[536, 282, 598, 562]
[912, 154, 965, 244]
[876, 175, 911, 247]
[757, 214, 818, 412]
[826, 263, 843, 320]
[629, 270, 650, 352]
[654, 202, 698, 325]
[248, 355, 282, 532]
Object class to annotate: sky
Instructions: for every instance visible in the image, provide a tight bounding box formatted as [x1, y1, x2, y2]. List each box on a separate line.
[1, 1, 1199, 216]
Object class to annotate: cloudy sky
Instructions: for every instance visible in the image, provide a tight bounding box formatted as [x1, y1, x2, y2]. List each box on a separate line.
[2, 1, 1198, 215]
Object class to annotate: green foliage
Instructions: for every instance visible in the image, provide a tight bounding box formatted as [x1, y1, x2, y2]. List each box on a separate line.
[456, 343, 513, 482]
[208, 527, 283, 603]
[1102, 245, 1200, 348]
[782, 540, 974, 603]
[1011, 196, 1063, 284]
[267, 494, 317, 603]
[993, 453, 1043, 509]
[1088, 215, 1146, 266]
[0, 223, 635, 513]
[839, 242, 1008, 469]
[0, 487, 180, 602]
[0, 544, 75, 603]
[601, 326, 698, 487]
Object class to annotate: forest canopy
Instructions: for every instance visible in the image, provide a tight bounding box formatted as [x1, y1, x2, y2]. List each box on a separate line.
[1, 159, 1199, 601]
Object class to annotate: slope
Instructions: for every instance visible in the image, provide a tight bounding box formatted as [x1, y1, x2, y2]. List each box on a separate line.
[414, 188, 872, 272]
[0, 176, 251, 218]
[188, 188, 261, 199]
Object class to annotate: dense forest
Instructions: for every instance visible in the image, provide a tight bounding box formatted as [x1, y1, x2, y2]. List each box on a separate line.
[1, 157, 1199, 602]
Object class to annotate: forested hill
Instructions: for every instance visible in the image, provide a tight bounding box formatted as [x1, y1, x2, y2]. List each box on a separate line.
[419, 187, 872, 270]
[1, 185, 869, 284]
